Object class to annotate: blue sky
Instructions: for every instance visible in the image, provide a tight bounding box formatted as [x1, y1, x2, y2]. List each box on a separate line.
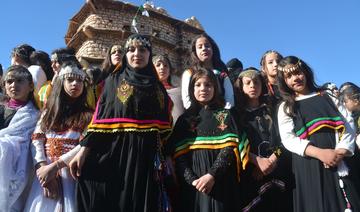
[1, 0, 359, 87]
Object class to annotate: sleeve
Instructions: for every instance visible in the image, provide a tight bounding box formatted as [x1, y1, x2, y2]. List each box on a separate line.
[223, 76, 235, 109]
[181, 70, 192, 109]
[208, 146, 235, 179]
[277, 102, 310, 156]
[175, 153, 198, 185]
[59, 145, 81, 166]
[328, 95, 356, 154]
[31, 117, 47, 165]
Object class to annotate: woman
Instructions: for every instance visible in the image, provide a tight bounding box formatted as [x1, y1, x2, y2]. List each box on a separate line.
[0, 65, 39, 211]
[153, 54, 184, 124]
[69, 34, 173, 212]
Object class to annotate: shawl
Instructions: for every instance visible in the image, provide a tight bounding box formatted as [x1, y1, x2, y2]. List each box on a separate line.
[171, 107, 249, 179]
[0, 102, 39, 211]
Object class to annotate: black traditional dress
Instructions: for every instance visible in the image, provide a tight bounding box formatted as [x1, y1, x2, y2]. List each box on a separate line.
[241, 104, 293, 212]
[171, 107, 249, 212]
[279, 92, 360, 212]
[77, 63, 173, 212]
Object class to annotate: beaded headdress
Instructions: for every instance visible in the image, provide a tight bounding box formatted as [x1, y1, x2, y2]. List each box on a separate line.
[238, 69, 260, 79]
[58, 64, 86, 81]
[124, 34, 151, 51]
[277, 60, 302, 74]
[110, 45, 123, 55]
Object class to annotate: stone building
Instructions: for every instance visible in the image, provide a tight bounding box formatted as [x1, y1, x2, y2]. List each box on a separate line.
[65, 0, 204, 74]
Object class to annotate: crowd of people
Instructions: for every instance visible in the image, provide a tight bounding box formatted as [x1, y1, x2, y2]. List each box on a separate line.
[0, 32, 359, 212]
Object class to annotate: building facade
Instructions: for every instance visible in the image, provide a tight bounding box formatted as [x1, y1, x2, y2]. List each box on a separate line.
[65, 0, 204, 74]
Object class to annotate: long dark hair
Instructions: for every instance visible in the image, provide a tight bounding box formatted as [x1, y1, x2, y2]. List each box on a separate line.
[2, 65, 38, 109]
[101, 44, 123, 75]
[40, 62, 93, 132]
[277, 56, 320, 117]
[189, 33, 227, 73]
[152, 54, 174, 86]
[30, 50, 54, 81]
[188, 68, 224, 114]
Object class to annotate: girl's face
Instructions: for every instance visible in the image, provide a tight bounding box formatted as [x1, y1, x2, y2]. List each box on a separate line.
[126, 43, 150, 70]
[242, 76, 262, 99]
[343, 95, 360, 112]
[195, 37, 213, 63]
[110, 45, 122, 65]
[5, 75, 33, 102]
[154, 59, 170, 82]
[64, 77, 84, 98]
[284, 70, 309, 96]
[263, 53, 280, 78]
[51, 56, 61, 73]
[194, 76, 214, 104]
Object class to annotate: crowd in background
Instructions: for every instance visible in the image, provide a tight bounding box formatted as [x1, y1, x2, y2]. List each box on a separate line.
[0, 33, 359, 212]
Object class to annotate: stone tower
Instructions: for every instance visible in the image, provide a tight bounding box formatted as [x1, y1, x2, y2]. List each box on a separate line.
[65, 0, 204, 74]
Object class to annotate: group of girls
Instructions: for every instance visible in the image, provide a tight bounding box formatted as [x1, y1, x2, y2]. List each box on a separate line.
[0, 32, 359, 212]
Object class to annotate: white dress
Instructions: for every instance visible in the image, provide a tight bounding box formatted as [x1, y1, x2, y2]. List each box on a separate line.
[24, 123, 82, 212]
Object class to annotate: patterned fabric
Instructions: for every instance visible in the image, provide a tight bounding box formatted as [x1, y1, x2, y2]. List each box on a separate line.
[172, 108, 249, 179]
[295, 116, 345, 139]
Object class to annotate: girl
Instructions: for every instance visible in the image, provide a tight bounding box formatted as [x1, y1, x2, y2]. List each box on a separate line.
[69, 34, 173, 212]
[234, 67, 293, 211]
[171, 68, 249, 211]
[277, 56, 360, 212]
[181, 33, 234, 109]
[0, 65, 39, 211]
[260, 50, 283, 105]
[153, 54, 184, 124]
[25, 62, 93, 211]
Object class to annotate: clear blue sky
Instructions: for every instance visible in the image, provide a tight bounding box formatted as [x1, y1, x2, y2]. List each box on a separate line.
[1, 0, 359, 87]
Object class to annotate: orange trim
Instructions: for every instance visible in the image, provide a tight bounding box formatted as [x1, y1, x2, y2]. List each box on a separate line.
[174, 142, 238, 158]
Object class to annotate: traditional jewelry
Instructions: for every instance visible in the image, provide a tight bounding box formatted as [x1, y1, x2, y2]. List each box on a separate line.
[117, 79, 134, 104]
[278, 60, 302, 74]
[214, 110, 228, 131]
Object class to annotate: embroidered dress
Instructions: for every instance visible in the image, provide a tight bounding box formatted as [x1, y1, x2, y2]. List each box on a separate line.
[24, 125, 85, 212]
[241, 104, 293, 212]
[278, 92, 360, 212]
[77, 63, 172, 212]
[0, 102, 39, 212]
[171, 107, 249, 212]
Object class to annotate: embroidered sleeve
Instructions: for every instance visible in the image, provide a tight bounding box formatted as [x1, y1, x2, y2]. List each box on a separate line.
[208, 146, 234, 180]
[175, 154, 198, 185]
[31, 120, 47, 165]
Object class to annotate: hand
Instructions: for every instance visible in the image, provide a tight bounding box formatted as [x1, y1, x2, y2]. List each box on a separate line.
[318, 149, 341, 167]
[192, 173, 215, 194]
[255, 157, 276, 175]
[69, 147, 89, 180]
[36, 162, 58, 187]
[43, 178, 60, 199]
